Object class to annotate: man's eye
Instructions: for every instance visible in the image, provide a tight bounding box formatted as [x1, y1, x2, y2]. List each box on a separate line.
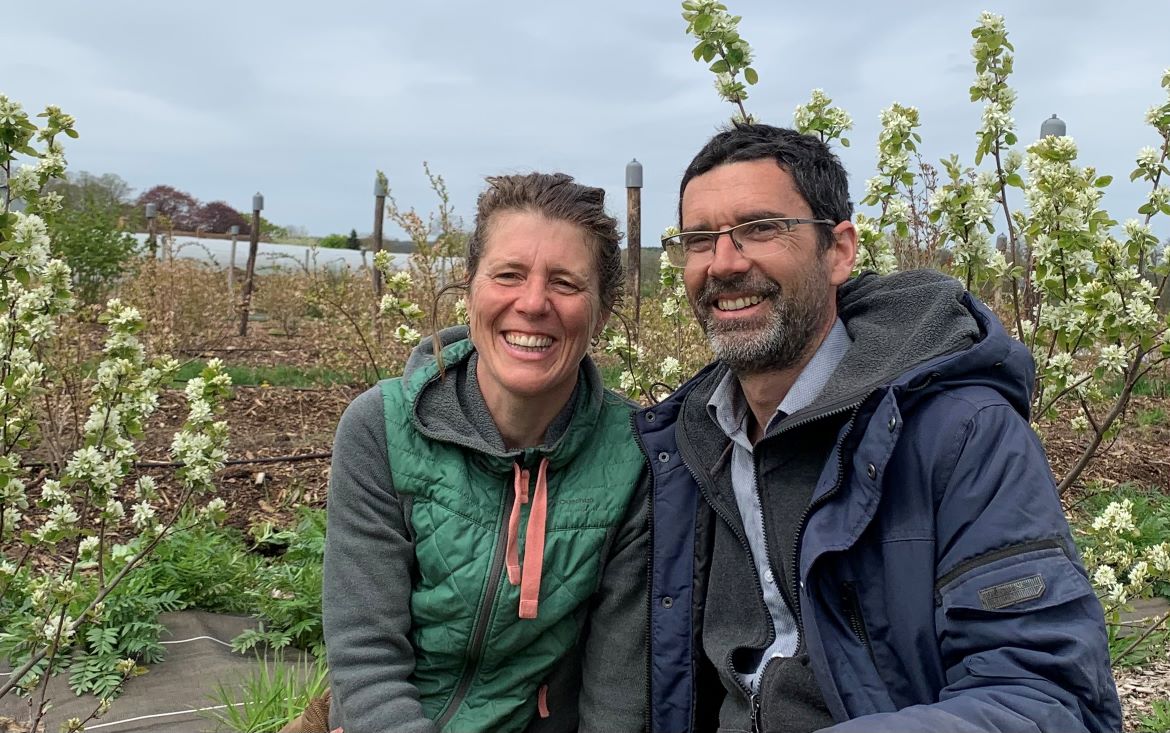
[741, 221, 784, 239]
[680, 234, 715, 251]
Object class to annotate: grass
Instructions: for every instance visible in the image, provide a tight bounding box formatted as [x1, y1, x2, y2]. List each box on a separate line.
[203, 651, 329, 733]
[173, 360, 362, 388]
[1131, 375, 1170, 399]
[1139, 698, 1170, 732]
[1138, 407, 1168, 427]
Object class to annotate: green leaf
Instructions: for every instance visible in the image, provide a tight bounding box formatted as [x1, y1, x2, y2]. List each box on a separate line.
[840, 137, 850, 148]
[709, 59, 730, 74]
[1094, 175, 1113, 188]
[744, 67, 759, 85]
[1004, 132, 1017, 146]
[694, 13, 713, 34]
[1005, 173, 1024, 188]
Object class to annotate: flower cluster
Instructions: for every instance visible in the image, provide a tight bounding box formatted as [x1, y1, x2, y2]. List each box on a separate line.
[682, 0, 758, 119]
[969, 12, 1018, 165]
[793, 89, 853, 147]
[1080, 499, 1170, 607]
[928, 157, 1006, 289]
[374, 251, 425, 346]
[856, 104, 922, 274]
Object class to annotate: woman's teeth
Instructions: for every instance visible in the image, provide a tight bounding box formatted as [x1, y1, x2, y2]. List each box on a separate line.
[716, 295, 763, 312]
[504, 333, 553, 349]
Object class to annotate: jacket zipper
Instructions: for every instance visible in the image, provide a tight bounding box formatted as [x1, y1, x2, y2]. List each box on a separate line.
[840, 580, 880, 672]
[630, 412, 654, 732]
[674, 421, 771, 724]
[434, 472, 516, 728]
[932, 537, 1065, 605]
[772, 403, 863, 655]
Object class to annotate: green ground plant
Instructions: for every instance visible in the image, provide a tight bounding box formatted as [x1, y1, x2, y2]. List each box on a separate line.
[204, 650, 329, 733]
[1140, 698, 1170, 733]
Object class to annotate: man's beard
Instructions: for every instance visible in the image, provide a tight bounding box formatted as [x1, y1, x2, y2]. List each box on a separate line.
[692, 259, 832, 375]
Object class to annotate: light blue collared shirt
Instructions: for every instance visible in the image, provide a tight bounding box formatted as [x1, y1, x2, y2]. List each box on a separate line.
[705, 318, 851, 691]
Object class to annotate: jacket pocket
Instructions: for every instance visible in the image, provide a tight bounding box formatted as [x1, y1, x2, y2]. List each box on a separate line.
[936, 541, 1087, 617]
[935, 542, 1104, 687]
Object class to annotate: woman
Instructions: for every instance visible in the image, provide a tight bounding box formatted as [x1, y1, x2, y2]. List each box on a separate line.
[321, 173, 648, 733]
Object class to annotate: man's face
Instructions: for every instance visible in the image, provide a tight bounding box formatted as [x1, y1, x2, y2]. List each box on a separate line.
[680, 159, 857, 375]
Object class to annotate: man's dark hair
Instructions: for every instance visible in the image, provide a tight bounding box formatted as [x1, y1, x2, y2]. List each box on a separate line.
[679, 123, 853, 251]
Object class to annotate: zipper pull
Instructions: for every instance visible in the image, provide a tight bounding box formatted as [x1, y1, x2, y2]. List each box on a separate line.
[749, 692, 761, 733]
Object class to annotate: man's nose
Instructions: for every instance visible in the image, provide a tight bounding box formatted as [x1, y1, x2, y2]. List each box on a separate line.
[707, 232, 752, 279]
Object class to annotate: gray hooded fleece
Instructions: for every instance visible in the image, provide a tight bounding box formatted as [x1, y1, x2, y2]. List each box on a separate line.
[322, 327, 650, 732]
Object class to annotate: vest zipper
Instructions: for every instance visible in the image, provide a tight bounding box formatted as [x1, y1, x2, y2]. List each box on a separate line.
[434, 475, 515, 728]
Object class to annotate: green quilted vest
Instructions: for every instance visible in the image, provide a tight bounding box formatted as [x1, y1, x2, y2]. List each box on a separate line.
[380, 339, 644, 732]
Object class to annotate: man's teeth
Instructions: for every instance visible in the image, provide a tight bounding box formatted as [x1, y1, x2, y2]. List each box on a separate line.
[716, 295, 763, 312]
[505, 333, 553, 348]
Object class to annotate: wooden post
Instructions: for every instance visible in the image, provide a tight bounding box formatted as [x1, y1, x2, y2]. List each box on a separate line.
[227, 224, 238, 311]
[625, 159, 643, 329]
[145, 203, 158, 259]
[237, 193, 263, 337]
[373, 175, 387, 301]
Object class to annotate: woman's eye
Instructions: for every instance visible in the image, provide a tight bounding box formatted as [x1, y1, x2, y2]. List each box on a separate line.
[551, 280, 580, 293]
[495, 272, 522, 283]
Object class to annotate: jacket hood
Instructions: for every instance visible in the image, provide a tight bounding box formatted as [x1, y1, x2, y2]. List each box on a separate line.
[661, 270, 1034, 421]
[399, 325, 609, 468]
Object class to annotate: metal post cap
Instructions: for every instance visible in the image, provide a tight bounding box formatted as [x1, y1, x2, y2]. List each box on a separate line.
[229, 225, 240, 235]
[374, 177, 388, 197]
[144, 203, 157, 219]
[625, 158, 643, 188]
[252, 192, 264, 211]
[1040, 114, 1066, 138]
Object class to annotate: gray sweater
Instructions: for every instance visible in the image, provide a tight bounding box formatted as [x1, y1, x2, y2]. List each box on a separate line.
[322, 328, 650, 732]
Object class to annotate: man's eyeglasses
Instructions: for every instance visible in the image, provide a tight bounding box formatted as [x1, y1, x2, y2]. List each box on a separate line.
[660, 217, 836, 267]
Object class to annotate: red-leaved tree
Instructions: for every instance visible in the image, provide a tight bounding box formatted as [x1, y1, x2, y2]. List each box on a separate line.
[136, 185, 199, 231]
[194, 200, 250, 234]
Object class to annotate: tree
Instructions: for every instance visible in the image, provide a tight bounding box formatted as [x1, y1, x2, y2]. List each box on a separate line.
[318, 233, 348, 249]
[46, 171, 133, 213]
[194, 200, 249, 234]
[46, 193, 140, 304]
[136, 185, 199, 231]
[347, 228, 362, 250]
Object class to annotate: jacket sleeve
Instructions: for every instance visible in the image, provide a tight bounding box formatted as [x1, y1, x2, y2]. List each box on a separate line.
[578, 469, 651, 732]
[822, 397, 1121, 733]
[323, 387, 439, 733]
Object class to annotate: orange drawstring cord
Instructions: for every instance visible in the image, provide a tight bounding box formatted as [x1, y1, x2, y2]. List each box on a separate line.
[518, 458, 549, 619]
[504, 458, 550, 619]
[505, 462, 529, 586]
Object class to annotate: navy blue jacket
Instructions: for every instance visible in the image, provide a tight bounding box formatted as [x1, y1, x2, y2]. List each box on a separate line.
[637, 272, 1121, 732]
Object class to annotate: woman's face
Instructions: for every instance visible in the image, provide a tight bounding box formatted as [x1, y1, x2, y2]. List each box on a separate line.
[468, 210, 603, 409]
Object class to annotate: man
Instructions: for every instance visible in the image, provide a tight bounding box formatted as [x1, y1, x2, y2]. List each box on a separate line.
[636, 124, 1121, 732]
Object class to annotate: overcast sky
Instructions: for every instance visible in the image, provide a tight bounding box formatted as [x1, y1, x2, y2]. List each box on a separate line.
[6, 1, 1168, 244]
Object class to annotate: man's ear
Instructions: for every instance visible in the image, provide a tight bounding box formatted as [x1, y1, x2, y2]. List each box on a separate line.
[827, 220, 858, 285]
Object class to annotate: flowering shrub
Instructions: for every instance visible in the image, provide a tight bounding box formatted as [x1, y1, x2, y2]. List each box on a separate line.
[0, 94, 232, 731]
[682, 6, 1170, 494]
